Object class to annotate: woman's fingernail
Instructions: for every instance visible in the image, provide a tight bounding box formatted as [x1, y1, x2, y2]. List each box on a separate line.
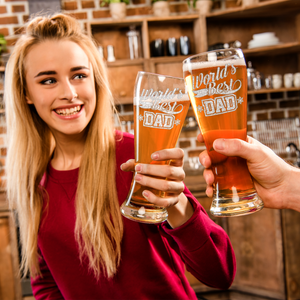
[151, 153, 159, 160]
[120, 164, 124, 170]
[135, 164, 141, 172]
[214, 139, 225, 150]
[135, 174, 142, 182]
[142, 191, 149, 199]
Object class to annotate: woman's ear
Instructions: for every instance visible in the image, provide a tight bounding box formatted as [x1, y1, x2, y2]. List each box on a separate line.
[26, 96, 33, 104]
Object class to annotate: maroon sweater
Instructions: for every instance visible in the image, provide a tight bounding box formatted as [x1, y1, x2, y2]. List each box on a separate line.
[31, 132, 236, 300]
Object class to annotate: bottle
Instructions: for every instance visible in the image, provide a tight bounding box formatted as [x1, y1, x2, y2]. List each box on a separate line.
[247, 61, 255, 90]
[126, 26, 142, 60]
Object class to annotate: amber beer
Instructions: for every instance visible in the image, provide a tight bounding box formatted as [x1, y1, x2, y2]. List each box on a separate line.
[183, 49, 263, 216]
[130, 97, 190, 208]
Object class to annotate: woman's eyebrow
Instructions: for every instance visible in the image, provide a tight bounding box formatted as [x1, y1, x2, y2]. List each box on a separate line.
[70, 66, 89, 72]
[34, 70, 56, 78]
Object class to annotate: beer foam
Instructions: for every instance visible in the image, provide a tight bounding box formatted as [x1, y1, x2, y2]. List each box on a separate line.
[182, 57, 245, 73]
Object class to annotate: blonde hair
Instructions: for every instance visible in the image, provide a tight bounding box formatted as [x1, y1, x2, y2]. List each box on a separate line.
[5, 13, 123, 279]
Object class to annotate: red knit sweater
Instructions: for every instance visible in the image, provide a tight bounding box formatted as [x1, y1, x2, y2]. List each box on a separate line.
[31, 132, 236, 300]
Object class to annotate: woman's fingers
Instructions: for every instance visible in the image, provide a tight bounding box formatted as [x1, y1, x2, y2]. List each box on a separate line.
[135, 173, 185, 194]
[151, 148, 184, 167]
[135, 163, 185, 181]
[120, 159, 135, 172]
[142, 190, 183, 208]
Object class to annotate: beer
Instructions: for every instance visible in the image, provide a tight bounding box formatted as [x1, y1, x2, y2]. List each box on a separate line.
[130, 97, 190, 208]
[183, 49, 263, 216]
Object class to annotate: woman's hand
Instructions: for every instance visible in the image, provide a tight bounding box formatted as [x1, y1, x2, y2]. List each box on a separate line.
[198, 133, 300, 211]
[121, 148, 194, 228]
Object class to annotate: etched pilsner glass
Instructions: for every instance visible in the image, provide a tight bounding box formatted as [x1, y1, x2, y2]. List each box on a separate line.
[120, 72, 190, 224]
[183, 49, 264, 216]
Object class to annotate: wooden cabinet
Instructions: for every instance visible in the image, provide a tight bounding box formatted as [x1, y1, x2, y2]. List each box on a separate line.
[87, 15, 206, 104]
[88, 0, 300, 104]
[0, 194, 22, 300]
[207, 0, 300, 81]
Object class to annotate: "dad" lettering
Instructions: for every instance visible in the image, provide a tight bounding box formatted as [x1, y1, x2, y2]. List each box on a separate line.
[202, 95, 237, 117]
[143, 112, 175, 129]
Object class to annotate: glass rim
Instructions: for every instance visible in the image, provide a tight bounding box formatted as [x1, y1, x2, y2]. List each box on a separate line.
[182, 48, 244, 65]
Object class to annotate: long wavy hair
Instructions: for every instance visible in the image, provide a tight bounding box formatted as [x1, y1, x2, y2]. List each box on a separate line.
[5, 13, 123, 279]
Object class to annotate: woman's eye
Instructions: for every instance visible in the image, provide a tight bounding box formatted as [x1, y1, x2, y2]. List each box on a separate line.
[74, 74, 87, 80]
[41, 78, 56, 85]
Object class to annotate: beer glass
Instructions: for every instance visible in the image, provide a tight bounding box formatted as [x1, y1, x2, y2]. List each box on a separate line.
[183, 49, 264, 216]
[120, 72, 190, 224]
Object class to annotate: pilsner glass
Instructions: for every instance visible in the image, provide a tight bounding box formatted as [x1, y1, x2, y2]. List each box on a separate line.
[120, 72, 190, 224]
[183, 49, 264, 216]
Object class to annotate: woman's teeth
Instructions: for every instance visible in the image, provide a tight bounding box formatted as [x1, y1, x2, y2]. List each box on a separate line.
[55, 105, 81, 116]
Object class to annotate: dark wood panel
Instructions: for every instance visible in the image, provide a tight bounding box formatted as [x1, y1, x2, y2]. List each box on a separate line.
[0, 212, 21, 300]
[228, 209, 285, 299]
[107, 64, 144, 103]
[281, 209, 300, 300]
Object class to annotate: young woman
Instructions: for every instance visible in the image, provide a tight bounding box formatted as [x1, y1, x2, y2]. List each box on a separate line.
[5, 13, 236, 299]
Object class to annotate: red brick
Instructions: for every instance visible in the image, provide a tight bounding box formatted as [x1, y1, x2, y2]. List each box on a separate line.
[66, 12, 87, 20]
[93, 10, 111, 18]
[132, 0, 145, 4]
[82, 0, 95, 8]
[119, 115, 134, 122]
[195, 140, 205, 147]
[179, 140, 191, 148]
[279, 100, 300, 108]
[0, 158, 5, 167]
[256, 112, 269, 120]
[23, 15, 29, 23]
[6, 37, 18, 46]
[13, 27, 23, 35]
[99, 0, 109, 8]
[12, 5, 25, 12]
[0, 6, 7, 14]
[270, 111, 285, 119]
[63, 1, 78, 10]
[288, 110, 300, 118]
[0, 28, 9, 36]
[226, 0, 240, 8]
[169, 3, 188, 13]
[0, 16, 18, 25]
[0, 178, 6, 190]
[188, 149, 201, 157]
[248, 102, 276, 112]
[0, 148, 6, 156]
[123, 104, 133, 112]
[0, 127, 6, 134]
[0, 168, 5, 177]
[127, 6, 151, 16]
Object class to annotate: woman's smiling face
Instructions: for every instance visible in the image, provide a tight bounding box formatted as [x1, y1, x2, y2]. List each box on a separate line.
[25, 39, 96, 139]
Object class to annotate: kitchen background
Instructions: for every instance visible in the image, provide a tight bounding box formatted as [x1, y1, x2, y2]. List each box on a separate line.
[0, 0, 300, 300]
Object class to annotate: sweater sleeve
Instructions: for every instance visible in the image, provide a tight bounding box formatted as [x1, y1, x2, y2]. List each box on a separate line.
[161, 186, 236, 290]
[31, 249, 64, 300]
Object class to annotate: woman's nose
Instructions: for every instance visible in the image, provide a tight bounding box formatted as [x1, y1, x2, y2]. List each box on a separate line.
[59, 80, 77, 101]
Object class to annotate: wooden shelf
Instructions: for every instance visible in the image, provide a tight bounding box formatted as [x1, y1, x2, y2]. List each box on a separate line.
[208, 0, 300, 19]
[106, 58, 144, 67]
[248, 87, 300, 94]
[243, 42, 300, 57]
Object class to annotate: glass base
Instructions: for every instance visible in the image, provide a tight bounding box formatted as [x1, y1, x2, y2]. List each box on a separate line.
[120, 201, 168, 224]
[210, 193, 264, 217]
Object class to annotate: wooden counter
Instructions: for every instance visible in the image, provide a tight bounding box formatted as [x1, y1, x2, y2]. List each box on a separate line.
[184, 172, 300, 300]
